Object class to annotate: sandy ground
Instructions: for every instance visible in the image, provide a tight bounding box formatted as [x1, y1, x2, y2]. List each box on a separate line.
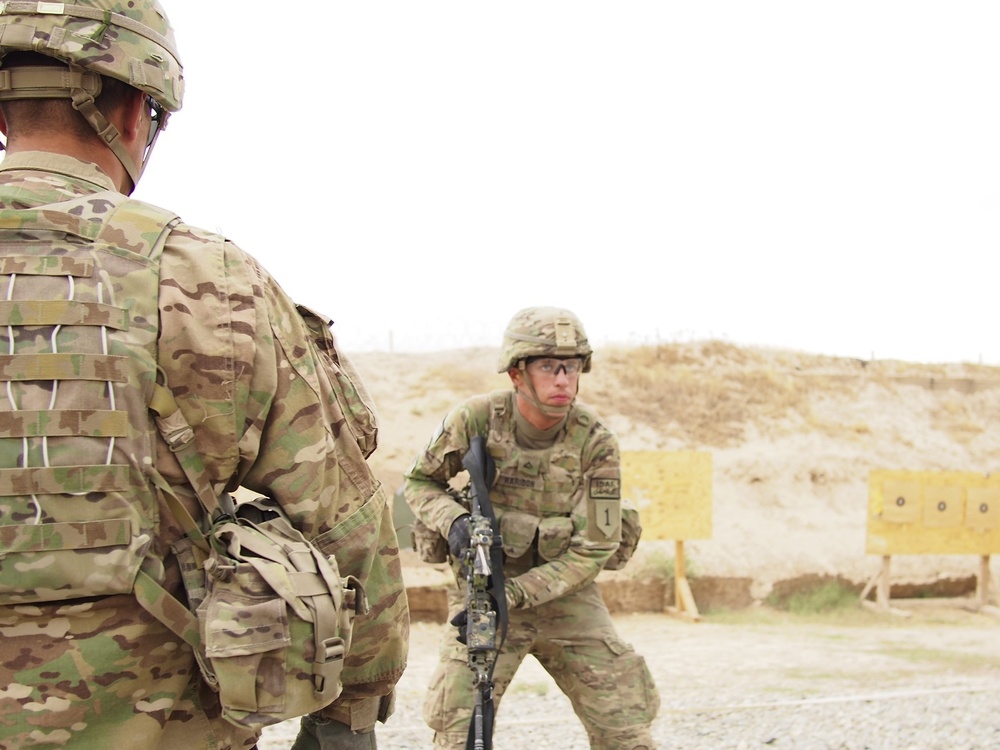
[259, 604, 1000, 749]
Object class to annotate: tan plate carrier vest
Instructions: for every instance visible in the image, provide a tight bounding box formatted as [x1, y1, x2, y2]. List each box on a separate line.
[0, 191, 180, 606]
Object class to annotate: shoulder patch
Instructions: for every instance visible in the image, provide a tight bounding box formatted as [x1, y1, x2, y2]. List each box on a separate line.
[589, 477, 620, 499]
[591, 499, 621, 539]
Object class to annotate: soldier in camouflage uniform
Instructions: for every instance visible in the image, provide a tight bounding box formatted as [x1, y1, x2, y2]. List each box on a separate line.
[405, 306, 659, 750]
[0, 2, 407, 749]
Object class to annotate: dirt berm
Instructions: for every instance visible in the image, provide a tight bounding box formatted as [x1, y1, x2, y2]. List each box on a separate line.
[349, 342, 1000, 616]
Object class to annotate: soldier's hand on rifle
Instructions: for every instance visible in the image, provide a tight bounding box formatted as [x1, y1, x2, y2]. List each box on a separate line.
[450, 609, 470, 645]
[448, 514, 472, 558]
[449, 592, 499, 646]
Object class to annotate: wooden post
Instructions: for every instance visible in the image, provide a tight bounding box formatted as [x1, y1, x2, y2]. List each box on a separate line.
[672, 540, 701, 622]
[674, 540, 685, 610]
[877, 554, 891, 610]
[978, 555, 992, 607]
[979, 556, 1000, 618]
[859, 554, 913, 618]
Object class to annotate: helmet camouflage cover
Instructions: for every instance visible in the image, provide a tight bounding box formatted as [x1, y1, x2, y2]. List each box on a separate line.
[498, 306, 593, 373]
[0, 0, 184, 112]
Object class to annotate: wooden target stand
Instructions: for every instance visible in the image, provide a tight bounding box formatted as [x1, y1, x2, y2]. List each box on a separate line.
[621, 451, 712, 622]
[863, 470, 1000, 617]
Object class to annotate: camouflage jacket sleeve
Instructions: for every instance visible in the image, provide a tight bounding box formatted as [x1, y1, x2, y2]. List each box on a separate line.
[403, 394, 492, 536]
[156, 228, 407, 717]
[505, 416, 622, 610]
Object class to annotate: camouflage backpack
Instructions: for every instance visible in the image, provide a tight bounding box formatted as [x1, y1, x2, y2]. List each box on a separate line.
[0, 191, 362, 730]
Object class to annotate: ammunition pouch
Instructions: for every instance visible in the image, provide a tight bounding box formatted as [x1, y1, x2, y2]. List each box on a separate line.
[536, 516, 573, 561]
[498, 510, 538, 560]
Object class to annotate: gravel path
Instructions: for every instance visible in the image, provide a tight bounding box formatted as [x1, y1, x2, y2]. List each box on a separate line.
[259, 606, 1000, 749]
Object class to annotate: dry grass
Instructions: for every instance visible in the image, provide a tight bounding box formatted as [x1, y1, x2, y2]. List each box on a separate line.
[420, 363, 497, 397]
[930, 396, 989, 445]
[583, 341, 1000, 449]
[590, 342, 810, 447]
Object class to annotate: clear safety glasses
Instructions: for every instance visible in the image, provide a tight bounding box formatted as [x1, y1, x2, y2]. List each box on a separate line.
[526, 357, 584, 378]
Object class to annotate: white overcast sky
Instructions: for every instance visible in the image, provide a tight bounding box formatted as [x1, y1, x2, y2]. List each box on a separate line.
[136, 2, 1000, 364]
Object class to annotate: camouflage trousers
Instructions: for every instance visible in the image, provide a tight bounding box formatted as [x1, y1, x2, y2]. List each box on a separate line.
[423, 581, 659, 750]
[0, 595, 258, 750]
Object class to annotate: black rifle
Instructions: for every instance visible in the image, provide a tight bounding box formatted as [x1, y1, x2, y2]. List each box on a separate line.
[460, 436, 507, 750]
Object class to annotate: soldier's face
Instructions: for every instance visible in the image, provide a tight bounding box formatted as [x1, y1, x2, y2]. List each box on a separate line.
[522, 358, 579, 406]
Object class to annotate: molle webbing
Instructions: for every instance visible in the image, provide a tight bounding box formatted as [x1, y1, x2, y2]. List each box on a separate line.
[0, 463, 130, 495]
[0, 252, 94, 276]
[0, 190, 178, 605]
[0, 409, 127, 437]
[0, 299, 129, 328]
[0, 352, 128, 381]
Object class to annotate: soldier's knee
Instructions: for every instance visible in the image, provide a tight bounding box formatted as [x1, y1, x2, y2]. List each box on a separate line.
[593, 644, 659, 725]
[576, 643, 659, 747]
[623, 650, 660, 722]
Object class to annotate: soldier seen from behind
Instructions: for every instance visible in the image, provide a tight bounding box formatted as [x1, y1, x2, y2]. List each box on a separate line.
[0, 2, 408, 748]
[405, 306, 659, 749]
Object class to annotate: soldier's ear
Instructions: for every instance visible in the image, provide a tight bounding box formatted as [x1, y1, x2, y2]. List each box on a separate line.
[508, 367, 521, 386]
[0, 107, 8, 138]
[119, 88, 147, 145]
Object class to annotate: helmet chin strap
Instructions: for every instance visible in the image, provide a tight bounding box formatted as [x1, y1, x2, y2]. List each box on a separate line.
[68, 73, 144, 193]
[515, 362, 576, 419]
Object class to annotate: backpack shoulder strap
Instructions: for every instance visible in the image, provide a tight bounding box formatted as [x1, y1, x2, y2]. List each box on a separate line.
[135, 388, 228, 652]
[488, 390, 511, 445]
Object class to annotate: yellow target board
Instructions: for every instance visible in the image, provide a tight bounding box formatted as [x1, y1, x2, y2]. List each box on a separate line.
[621, 451, 713, 541]
[867, 470, 1000, 555]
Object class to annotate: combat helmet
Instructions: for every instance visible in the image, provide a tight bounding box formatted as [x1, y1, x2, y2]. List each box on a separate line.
[498, 306, 593, 373]
[0, 0, 185, 188]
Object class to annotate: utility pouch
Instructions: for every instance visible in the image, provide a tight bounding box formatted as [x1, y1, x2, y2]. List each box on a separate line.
[499, 510, 539, 560]
[411, 517, 448, 564]
[536, 516, 574, 561]
[194, 497, 365, 729]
